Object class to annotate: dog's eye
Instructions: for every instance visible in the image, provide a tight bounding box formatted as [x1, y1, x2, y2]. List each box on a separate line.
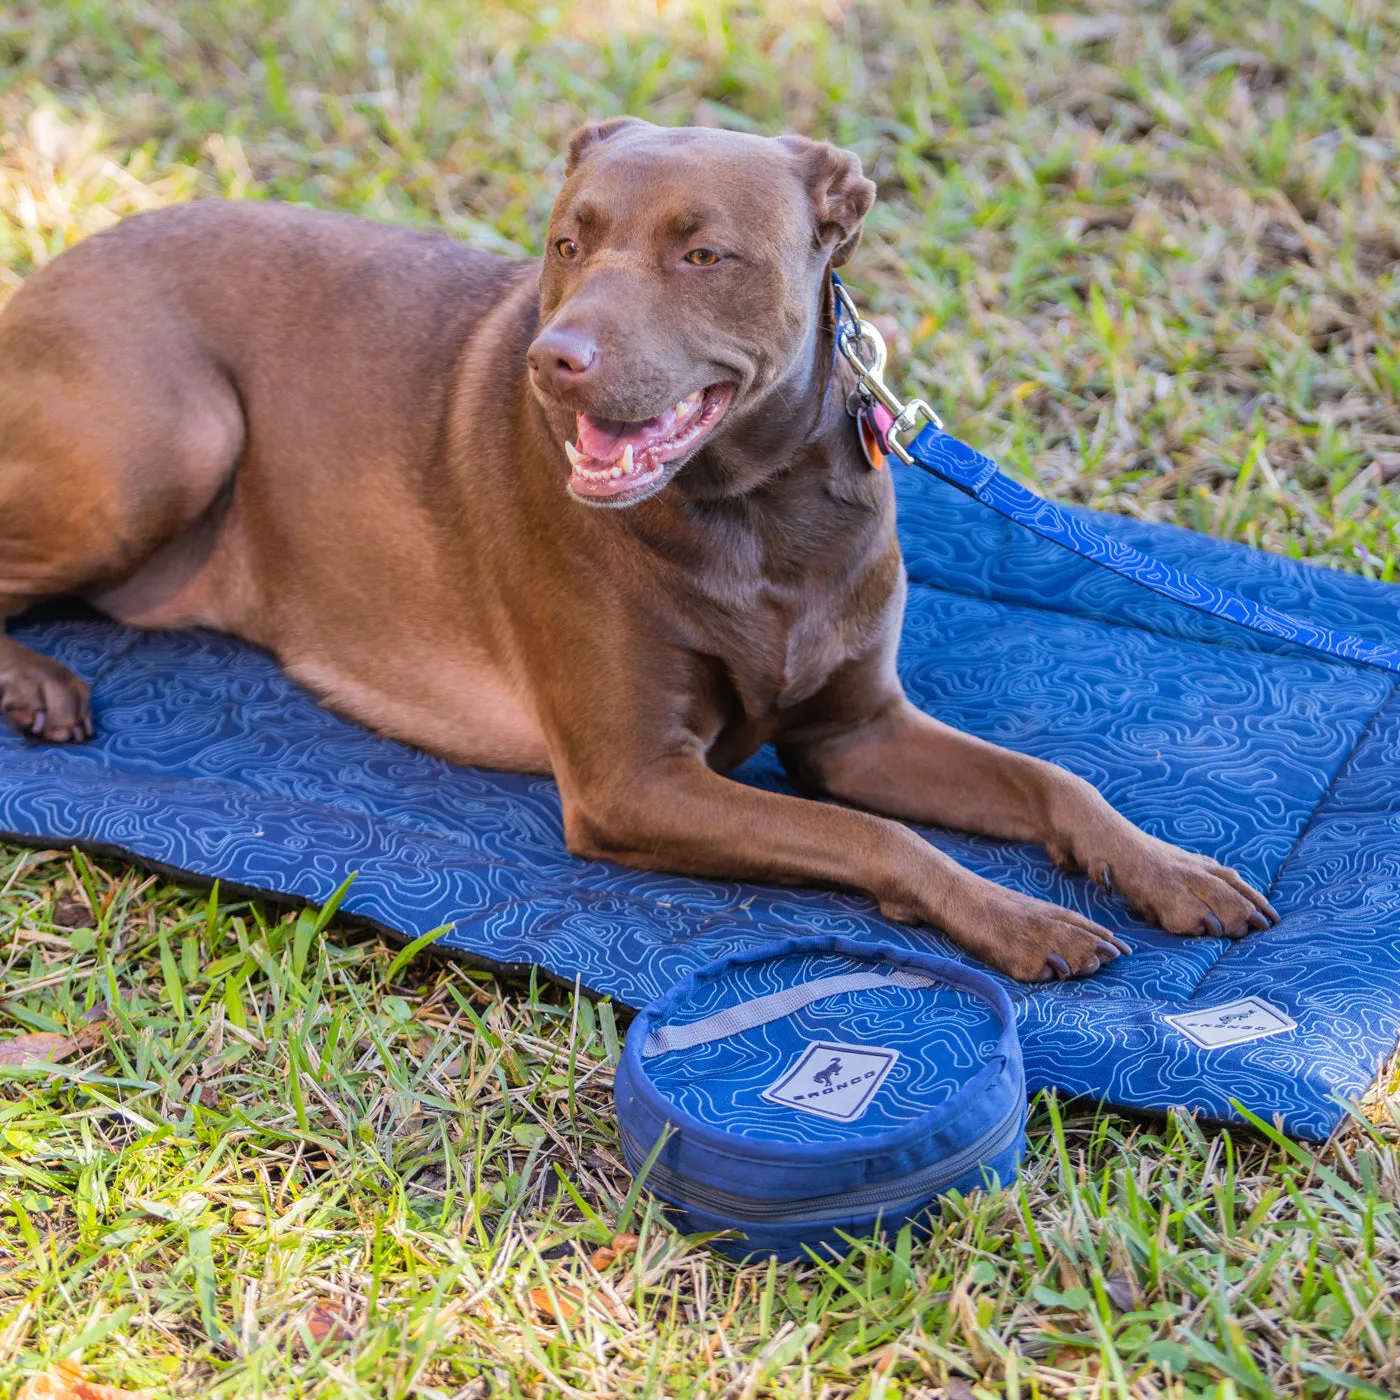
[555, 238, 580, 260]
[682, 247, 721, 267]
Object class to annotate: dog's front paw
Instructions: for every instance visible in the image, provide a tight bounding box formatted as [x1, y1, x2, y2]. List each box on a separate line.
[1094, 837, 1278, 939]
[0, 650, 93, 743]
[905, 882, 1132, 984]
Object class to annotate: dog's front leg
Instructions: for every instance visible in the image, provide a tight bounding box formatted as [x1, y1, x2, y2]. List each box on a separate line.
[558, 751, 1128, 982]
[781, 697, 1278, 940]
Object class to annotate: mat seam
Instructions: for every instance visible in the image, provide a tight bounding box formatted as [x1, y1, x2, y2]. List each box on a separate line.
[1182, 674, 1400, 1003]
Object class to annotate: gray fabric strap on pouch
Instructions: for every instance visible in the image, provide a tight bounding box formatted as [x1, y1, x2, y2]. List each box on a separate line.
[641, 969, 936, 1058]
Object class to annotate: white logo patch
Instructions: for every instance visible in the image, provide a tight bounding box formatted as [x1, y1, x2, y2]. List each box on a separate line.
[761, 1041, 898, 1122]
[1164, 997, 1296, 1050]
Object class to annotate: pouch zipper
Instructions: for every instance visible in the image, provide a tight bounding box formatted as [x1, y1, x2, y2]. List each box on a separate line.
[620, 1102, 1023, 1225]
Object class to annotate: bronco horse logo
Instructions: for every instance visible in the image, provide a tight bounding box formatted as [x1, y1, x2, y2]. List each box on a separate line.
[1214, 1010, 1257, 1027]
[812, 1057, 843, 1088]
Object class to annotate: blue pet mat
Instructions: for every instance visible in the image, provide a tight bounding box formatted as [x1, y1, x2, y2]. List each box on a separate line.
[4, 466, 1399, 1141]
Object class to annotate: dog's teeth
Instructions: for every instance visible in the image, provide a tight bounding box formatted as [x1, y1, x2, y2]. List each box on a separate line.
[610, 466, 624, 478]
[564, 440, 583, 467]
[621, 443, 634, 474]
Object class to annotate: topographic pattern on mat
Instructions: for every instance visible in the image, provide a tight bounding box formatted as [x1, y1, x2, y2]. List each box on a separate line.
[3, 465, 1399, 1139]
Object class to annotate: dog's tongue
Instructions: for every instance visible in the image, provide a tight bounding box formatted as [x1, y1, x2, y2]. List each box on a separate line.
[574, 389, 705, 465]
[575, 414, 648, 463]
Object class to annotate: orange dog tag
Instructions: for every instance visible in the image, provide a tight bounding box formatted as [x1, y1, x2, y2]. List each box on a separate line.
[857, 402, 896, 470]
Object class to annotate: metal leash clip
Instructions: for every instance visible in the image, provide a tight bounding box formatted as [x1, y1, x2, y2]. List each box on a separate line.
[833, 279, 942, 465]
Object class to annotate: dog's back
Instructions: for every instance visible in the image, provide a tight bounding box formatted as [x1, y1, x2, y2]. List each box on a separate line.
[0, 201, 529, 616]
[0, 200, 555, 765]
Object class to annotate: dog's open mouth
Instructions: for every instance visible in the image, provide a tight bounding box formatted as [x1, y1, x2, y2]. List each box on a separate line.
[566, 383, 734, 503]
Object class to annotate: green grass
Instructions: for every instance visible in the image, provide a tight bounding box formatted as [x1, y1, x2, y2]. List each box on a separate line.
[1, 1, 1399, 1395]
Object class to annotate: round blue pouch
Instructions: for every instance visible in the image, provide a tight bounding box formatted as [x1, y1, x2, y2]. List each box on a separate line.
[615, 935, 1025, 1261]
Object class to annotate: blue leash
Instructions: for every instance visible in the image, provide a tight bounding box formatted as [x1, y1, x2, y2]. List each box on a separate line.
[904, 426, 1400, 674]
[831, 275, 1400, 677]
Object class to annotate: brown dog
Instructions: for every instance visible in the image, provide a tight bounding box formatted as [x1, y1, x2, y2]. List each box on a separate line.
[0, 118, 1276, 981]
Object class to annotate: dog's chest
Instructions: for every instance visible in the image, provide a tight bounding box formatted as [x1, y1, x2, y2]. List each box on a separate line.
[657, 467, 900, 724]
[726, 586, 853, 713]
[694, 546, 899, 720]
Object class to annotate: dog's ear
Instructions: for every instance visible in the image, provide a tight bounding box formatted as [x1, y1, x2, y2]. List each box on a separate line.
[565, 116, 648, 177]
[778, 135, 876, 267]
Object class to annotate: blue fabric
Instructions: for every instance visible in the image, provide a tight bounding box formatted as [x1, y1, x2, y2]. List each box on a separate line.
[906, 426, 1400, 674]
[635, 1135, 1025, 1263]
[4, 463, 1400, 1141]
[640, 951, 1004, 1143]
[614, 936, 1025, 1261]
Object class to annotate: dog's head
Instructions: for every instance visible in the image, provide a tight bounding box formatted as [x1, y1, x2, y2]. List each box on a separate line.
[527, 119, 875, 507]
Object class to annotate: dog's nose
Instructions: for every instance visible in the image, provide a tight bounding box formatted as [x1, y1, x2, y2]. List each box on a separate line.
[527, 327, 599, 389]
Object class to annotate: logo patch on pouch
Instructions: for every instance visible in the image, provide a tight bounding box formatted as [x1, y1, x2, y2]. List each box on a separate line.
[762, 1040, 899, 1122]
[1163, 997, 1297, 1050]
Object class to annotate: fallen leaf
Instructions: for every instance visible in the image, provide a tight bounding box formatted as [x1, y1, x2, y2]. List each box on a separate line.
[72, 1012, 108, 1051]
[1103, 1269, 1141, 1312]
[529, 1285, 580, 1324]
[52, 893, 96, 929]
[528, 1282, 629, 1325]
[589, 1231, 640, 1270]
[0, 1032, 77, 1066]
[17, 1359, 153, 1400]
[302, 1301, 353, 1345]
